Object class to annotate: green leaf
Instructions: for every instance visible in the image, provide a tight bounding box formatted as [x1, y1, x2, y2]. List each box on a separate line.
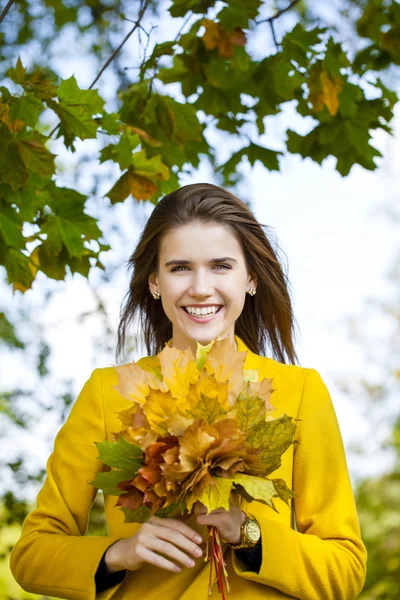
[196, 340, 215, 370]
[235, 386, 266, 435]
[281, 24, 327, 67]
[37, 242, 68, 280]
[0, 128, 28, 190]
[248, 414, 297, 476]
[100, 133, 141, 170]
[155, 498, 186, 518]
[41, 183, 102, 257]
[218, 0, 262, 31]
[48, 76, 105, 147]
[0, 312, 24, 349]
[216, 143, 281, 178]
[131, 150, 170, 181]
[9, 94, 43, 128]
[3, 247, 34, 291]
[121, 504, 151, 524]
[169, 0, 216, 18]
[0, 203, 25, 250]
[94, 435, 143, 471]
[89, 468, 135, 496]
[16, 134, 56, 177]
[7, 56, 27, 85]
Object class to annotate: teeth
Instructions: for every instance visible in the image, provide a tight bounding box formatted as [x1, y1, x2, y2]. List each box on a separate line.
[186, 306, 220, 316]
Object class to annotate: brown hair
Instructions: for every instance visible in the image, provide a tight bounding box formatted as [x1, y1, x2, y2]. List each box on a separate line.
[117, 183, 300, 365]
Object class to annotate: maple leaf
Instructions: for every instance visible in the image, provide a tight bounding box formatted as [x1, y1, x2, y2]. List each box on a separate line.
[196, 475, 234, 512]
[202, 19, 246, 58]
[231, 473, 279, 511]
[186, 371, 229, 422]
[113, 362, 162, 405]
[248, 413, 297, 476]
[202, 336, 248, 404]
[157, 343, 199, 401]
[308, 63, 343, 116]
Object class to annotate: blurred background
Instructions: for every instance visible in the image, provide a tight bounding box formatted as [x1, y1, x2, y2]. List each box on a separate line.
[0, 0, 399, 598]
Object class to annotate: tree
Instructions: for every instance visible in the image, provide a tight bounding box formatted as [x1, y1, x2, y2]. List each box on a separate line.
[0, 0, 399, 291]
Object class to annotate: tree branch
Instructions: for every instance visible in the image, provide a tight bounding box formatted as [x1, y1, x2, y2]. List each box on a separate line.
[269, 20, 279, 50]
[256, 0, 302, 25]
[89, 0, 150, 90]
[49, 0, 151, 139]
[0, 0, 15, 24]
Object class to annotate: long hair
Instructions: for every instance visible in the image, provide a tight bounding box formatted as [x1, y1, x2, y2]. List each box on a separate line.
[117, 183, 300, 365]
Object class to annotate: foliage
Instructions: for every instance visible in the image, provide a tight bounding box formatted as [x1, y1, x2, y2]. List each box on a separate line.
[355, 417, 400, 599]
[90, 337, 296, 523]
[0, 0, 399, 291]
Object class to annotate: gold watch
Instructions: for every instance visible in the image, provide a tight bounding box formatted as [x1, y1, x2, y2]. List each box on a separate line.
[229, 512, 261, 550]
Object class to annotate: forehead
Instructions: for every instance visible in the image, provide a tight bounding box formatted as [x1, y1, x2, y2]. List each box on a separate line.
[159, 222, 242, 257]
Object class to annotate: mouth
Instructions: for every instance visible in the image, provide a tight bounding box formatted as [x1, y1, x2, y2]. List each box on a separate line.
[181, 306, 223, 323]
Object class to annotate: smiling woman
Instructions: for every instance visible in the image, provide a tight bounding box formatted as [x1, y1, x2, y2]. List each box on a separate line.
[9, 183, 367, 600]
[117, 182, 299, 363]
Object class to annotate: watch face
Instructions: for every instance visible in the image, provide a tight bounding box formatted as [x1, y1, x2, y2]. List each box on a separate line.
[245, 519, 261, 543]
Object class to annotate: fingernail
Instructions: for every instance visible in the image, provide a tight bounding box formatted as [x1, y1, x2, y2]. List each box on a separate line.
[195, 535, 202, 543]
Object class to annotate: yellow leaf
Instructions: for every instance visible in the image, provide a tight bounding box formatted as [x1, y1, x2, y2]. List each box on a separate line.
[158, 344, 199, 401]
[201, 19, 221, 51]
[166, 412, 194, 436]
[232, 473, 278, 510]
[308, 65, 343, 116]
[196, 476, 234, 513]
[113, 362, 164, 405]
[144, 388, 183, 436]
[186, 371, 229, 421]
[178, 419, 217, 471]
[203, 336, 248, 405]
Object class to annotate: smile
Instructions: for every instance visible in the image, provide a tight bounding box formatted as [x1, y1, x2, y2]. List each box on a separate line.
[181, 306, 223, 322]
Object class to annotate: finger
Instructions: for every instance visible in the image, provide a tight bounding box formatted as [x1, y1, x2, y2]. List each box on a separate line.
[156, 524, 204, 558]
[136, 544, 183, 573]
[148, 515, 203, 545]
[147, 535, 202, 570]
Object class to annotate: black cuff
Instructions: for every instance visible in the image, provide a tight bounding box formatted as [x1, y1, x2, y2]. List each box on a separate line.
[233, 537, 262, 572]
[95, 550, 127, 593]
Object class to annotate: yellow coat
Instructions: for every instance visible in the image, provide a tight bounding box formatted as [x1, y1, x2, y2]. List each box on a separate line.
[10, 335, 367, 600]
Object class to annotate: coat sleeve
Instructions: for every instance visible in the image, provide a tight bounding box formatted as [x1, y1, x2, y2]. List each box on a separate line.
[231, 367, 367, 600]
[9, 368, 128, 600]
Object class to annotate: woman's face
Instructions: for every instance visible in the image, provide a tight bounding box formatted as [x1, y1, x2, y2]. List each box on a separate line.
[148, 221, 257, 357]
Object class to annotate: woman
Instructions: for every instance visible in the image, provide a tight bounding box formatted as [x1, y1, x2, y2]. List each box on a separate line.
[10, 183, 367, 599]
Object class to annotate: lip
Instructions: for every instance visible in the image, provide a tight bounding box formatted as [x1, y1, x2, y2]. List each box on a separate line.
[181, 306, 223, 323]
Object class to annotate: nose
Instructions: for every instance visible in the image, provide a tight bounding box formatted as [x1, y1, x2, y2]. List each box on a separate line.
[188, 269, 213, 298]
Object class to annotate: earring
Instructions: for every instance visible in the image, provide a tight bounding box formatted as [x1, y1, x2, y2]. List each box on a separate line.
[152, 291, 160, 299]
[248, 288, 256, 296]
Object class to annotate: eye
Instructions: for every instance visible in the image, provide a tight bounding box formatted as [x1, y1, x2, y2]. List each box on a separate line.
[171, 264, 231, 272]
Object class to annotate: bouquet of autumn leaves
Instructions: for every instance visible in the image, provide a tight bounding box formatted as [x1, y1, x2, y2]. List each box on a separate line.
[89, 337, 297, 597]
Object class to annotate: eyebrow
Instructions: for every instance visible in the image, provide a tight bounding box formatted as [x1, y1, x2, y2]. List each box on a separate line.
[165, 257, 238, 267]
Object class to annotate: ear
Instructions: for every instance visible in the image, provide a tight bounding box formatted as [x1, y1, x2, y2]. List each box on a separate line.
[148, 272, 160, 296]
[248, 270, 257, 290]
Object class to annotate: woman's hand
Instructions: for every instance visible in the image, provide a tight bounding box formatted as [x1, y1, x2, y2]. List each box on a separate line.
[193, 501, 246, 545]
[104, 515, 204, 574]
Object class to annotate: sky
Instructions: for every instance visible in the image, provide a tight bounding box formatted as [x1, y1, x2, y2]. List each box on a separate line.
[1, 3, 400, 500]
